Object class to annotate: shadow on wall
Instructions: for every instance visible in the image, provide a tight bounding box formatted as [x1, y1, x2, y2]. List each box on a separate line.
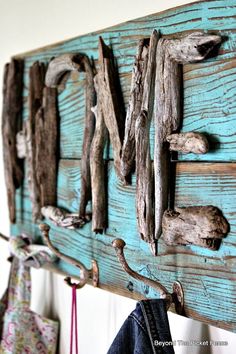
[168, 312, 212, 354]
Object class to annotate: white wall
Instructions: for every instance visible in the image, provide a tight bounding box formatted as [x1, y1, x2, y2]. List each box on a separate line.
[0, 0, 235, 353]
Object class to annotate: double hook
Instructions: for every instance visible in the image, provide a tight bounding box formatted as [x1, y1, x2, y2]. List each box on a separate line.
[112, 238, 184, 314]
[39, 224, 99, 289]
[2, 229, 183, 313]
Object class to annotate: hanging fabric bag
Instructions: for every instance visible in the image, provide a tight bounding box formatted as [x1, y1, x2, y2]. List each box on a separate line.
[0, 235, 59, 354]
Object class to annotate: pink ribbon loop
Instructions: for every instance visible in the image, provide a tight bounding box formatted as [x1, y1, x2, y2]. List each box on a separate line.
[70, 285, 78, 354]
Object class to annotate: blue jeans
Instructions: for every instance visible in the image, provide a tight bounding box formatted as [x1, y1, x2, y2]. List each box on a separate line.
[107, 299, 174, 354]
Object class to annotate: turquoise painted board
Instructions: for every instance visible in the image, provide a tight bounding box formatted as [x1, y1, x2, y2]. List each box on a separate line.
[10, 0, 236, 332]
[12, 161, 236, 331]
[17, 0, 236, 161]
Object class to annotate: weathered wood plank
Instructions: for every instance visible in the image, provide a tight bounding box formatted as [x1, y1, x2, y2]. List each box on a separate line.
[121, 38, 149, 177]
[14, 1, 236, 64]
[54, 60, 236, 163]
[135, 30, 158, 252]
[17, 1, 236, 162]
[9, 0, 236, 333]
[11, 160, 236, 332]
[97, 36, 125, 181]
[90, 99, 108, 233]
[78, 56, 96, 220]
[35, 87, 58, 212]
[2, 59, 24, 223]
[26, 61, 46, 221]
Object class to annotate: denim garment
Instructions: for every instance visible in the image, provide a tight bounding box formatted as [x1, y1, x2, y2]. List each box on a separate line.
[107, 299, 174, 354]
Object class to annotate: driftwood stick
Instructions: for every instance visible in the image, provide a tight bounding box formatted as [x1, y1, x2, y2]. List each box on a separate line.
[78, 56, 96, 219]
[162, 206, 229, 250]
[154, 33, 221, 241]
[154, 40, 177, 241]
[41, 206, 91, 229]
[135, 30, 159, 255]
[90, 77, 108, 233]
[97, 36, 125, 181]
[2, 59, 24, 223]
[121, 39, 149, 178]
[45, 54, 84, 87]
[35, 87, 58, 209]
[26, 61, 46, 221]
[167, 132, 209, 154]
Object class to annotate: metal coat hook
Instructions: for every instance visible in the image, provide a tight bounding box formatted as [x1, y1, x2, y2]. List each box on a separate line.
[112, 238, 184, 314]
[39, 224, 99, 289]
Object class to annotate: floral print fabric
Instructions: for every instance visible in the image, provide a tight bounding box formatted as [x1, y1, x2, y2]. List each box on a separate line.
[9, 233, 57, 269]
[0, 235, 59, 354]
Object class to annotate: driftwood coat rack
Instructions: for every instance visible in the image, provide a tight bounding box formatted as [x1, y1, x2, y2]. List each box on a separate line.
[2, 0, 236, 333]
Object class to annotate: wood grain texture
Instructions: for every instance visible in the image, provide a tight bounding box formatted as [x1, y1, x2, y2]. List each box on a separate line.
[97, 37, 125, 181]
[2, 59, 24, 223]
[45, 54, 84, 87]
[12, 160, 236, 332]
[9, 0, 236, 332]
[78, 56, 96, 219]
[162, 205, 229, 249]
[154, 33, 220, 242]
[35, 87, 58, 210]
[17, 0, 236, 162]
[90, 100, 108, 233]
[167, 132, 209, 154]
[121, 38, 149, 177]
[26, 61, 46, 221]
[135, 31, 158, 252]
[46, 54, 96, 219]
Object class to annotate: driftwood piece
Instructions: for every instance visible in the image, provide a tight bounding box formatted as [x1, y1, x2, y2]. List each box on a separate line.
[154, 32, 221, 241]
[90, 76, 108, 233]
[27, 63, 58, 221]
[167, 132, 209, 154]
[135, 30, 159, 255]
[78, 56, 96, 220]
[45, 54, 96, 222]
[2, 59, 24, 223]
[45, 54, 84, 87]
[121, 39, 149, 178]
[41, 206, 91, 229]
[162, 206, 229, 250]
[35, 87, 58, 209]
[154, 39, 181, 242]
[16, 130, 27, 158]
[26, 61, 46, 221]
[166, 32, 221, 64]
[97, 36, 125, 181]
